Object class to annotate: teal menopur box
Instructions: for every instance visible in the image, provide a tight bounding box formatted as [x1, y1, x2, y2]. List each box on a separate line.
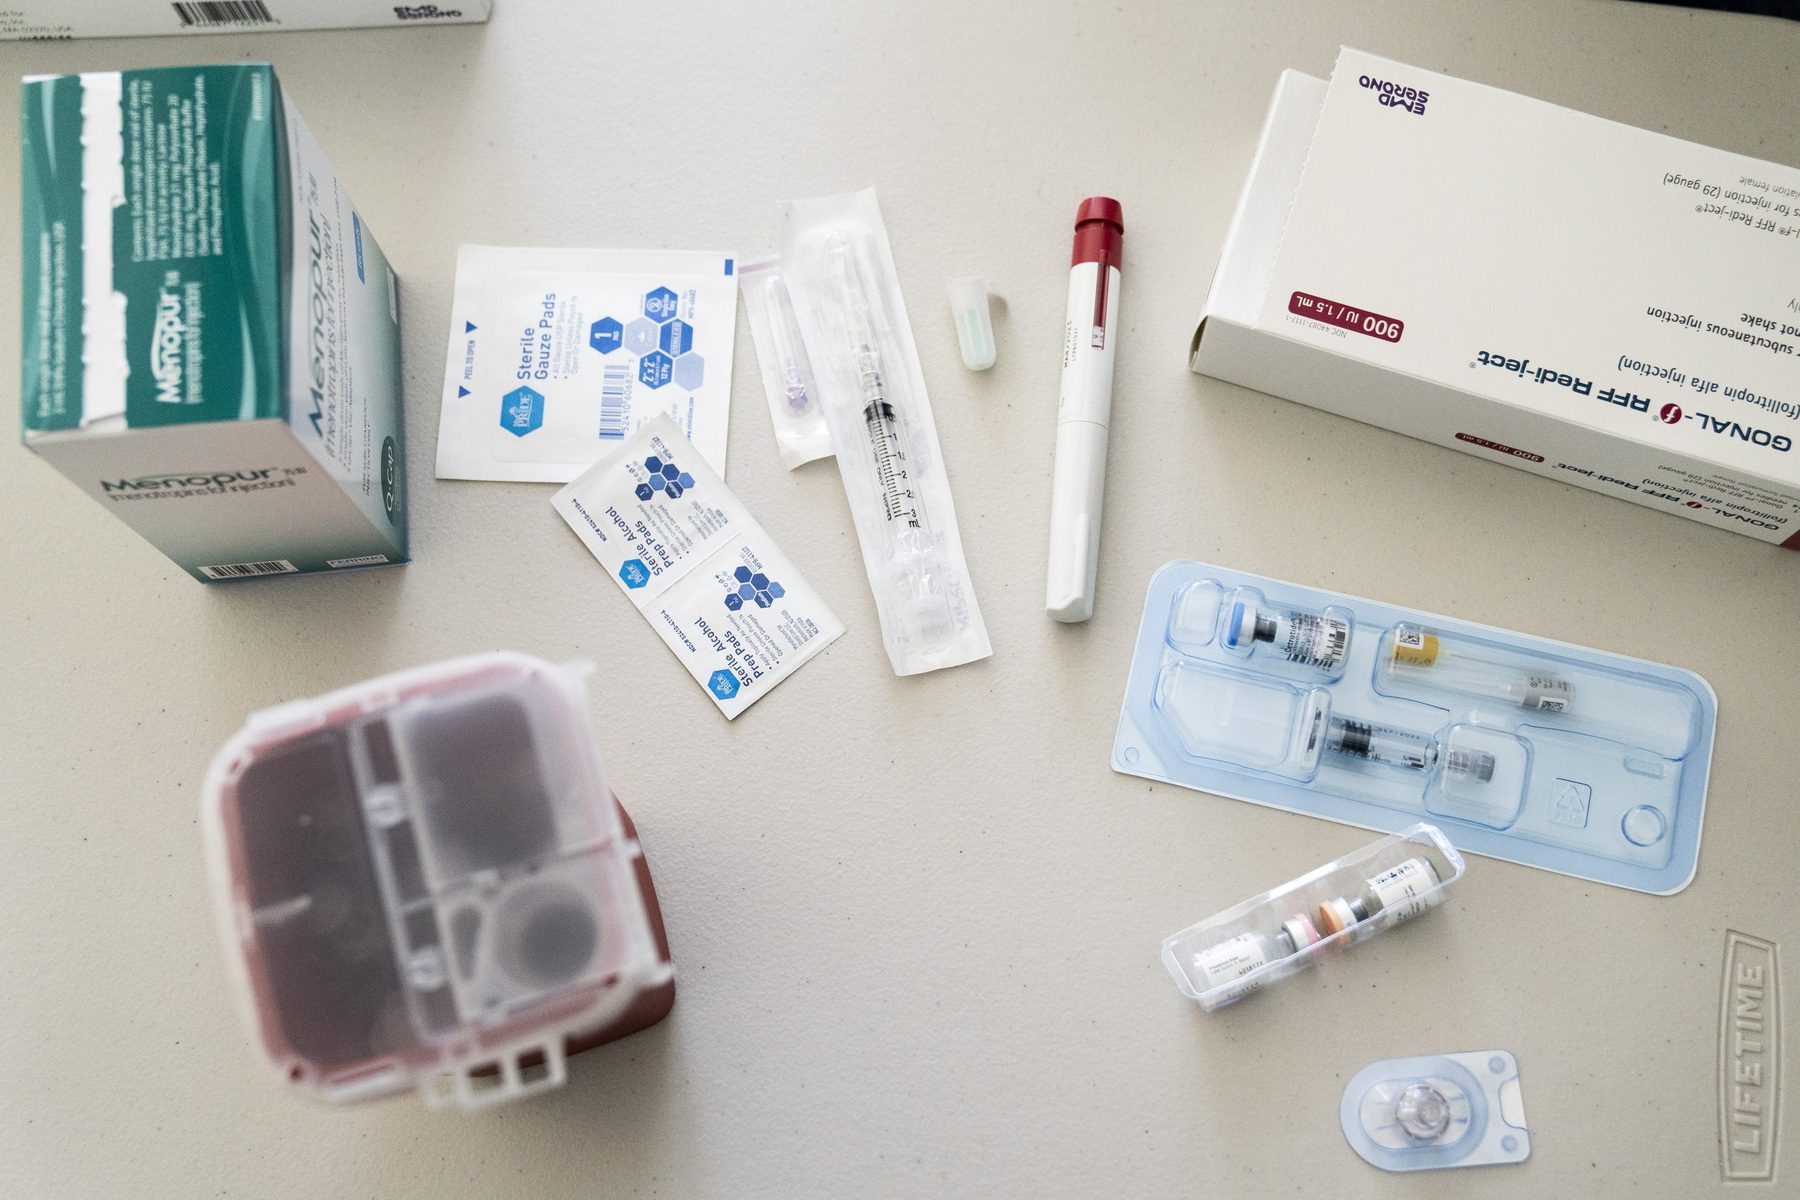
[20, 64, 406, 581]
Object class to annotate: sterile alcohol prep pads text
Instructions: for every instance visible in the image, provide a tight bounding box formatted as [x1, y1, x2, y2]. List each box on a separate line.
[551, 417, 844, 718]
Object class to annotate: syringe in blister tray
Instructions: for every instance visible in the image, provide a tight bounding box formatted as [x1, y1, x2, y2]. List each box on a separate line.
[1325, 714, 1495, 782]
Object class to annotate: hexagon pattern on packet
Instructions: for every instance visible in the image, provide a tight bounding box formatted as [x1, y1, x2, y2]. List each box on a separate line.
[640, 351, 674, 390]
[500, 385, 544, 437]
[588, 316, 624, 354]
[725, 563, 784, 611]
[588, 286, 707, 393]
[623, 317, 661, 356]
[643, 287, 679, 321]
[639, 454, 696, 501]
[660, 319, 694, 355]
[672, 352, 705, 390]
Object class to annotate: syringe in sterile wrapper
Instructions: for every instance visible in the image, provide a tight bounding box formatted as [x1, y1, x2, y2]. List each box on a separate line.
[1046, 197, 1124, 624]
[776, 186, 990, 676]
[825, 233, 956, 648]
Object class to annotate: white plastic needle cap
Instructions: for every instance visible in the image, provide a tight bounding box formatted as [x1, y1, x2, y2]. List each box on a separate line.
[945, 277, 998, 371]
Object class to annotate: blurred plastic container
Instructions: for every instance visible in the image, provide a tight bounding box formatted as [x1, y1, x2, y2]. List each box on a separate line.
[202, 653, 674, 1110]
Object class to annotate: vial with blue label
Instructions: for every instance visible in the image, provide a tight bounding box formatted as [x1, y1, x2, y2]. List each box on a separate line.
[1222, 594, 1350, 678]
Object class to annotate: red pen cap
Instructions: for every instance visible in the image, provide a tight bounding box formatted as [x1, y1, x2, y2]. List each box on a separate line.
[1072, 196, 1124, 268]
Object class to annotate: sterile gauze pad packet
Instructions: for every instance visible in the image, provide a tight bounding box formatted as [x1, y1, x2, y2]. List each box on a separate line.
[436, 245, 738, 483]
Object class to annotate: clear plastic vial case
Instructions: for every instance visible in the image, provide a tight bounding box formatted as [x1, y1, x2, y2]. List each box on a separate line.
[201, 653, 676, 1110]
[1116, 563, 1717, 894]
[1162, 824, 1464, 1011]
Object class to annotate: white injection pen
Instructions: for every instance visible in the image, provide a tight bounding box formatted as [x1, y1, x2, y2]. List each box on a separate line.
[1046, 196, 1124, 623]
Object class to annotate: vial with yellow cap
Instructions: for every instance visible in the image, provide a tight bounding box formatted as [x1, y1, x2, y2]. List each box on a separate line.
[1384, 623, 1575, 714]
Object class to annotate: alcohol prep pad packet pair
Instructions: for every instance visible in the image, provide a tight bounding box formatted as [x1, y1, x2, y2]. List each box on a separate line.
[551, 417, 844, 718]
[436, 246, 738, 482]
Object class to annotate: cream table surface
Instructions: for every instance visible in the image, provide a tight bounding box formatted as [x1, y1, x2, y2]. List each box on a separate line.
[3, 1, 1797, 1196]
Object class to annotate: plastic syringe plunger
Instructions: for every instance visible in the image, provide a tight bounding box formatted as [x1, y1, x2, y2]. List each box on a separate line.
[1326, 716, 1495, 782]
[1442, 746, 1496, 783]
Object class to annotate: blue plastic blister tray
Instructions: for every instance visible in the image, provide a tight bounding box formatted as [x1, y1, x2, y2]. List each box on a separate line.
[1113, 562, 1716, 894]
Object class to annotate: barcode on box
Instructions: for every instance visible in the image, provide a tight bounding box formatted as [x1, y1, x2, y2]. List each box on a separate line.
[171, 1, 276, 27]
[200, 559, 297, 579]
[599, 365, 631, 440]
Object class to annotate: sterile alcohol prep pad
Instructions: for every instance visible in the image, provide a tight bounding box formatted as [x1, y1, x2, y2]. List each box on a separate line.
[436, 246, 737, 482]
[552, 417, 843, 718]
